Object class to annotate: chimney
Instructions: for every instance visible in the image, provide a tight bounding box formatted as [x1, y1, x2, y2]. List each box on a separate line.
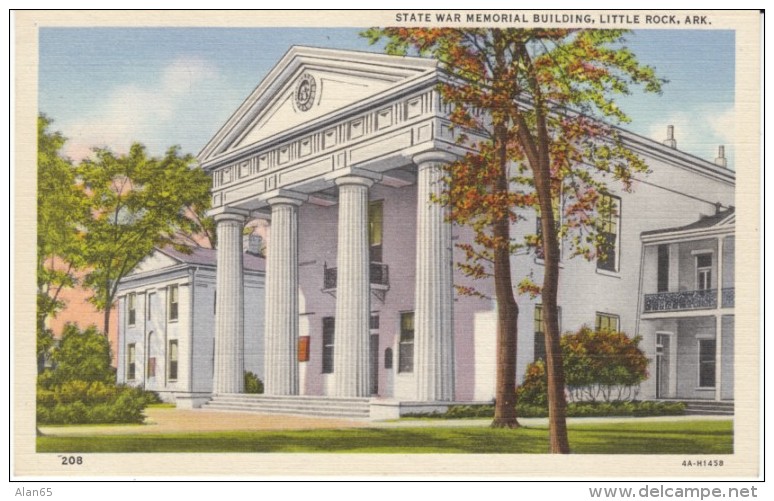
[243, 234, 263, 256]
[663, 125, 677, 149]
[715, 145, 727, 168]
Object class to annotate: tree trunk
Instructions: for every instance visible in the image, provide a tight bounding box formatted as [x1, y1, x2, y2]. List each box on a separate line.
[491, 120, 520, 429]
[491, 213, 520, 429]
[541, 222, 570, 453]
[535, 162, 571, 453]
[103, 304, 111, 337]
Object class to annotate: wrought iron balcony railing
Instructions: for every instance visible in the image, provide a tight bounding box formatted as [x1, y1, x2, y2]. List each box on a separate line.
[643, 289, 718, 313]
[323, 262, 389, 290]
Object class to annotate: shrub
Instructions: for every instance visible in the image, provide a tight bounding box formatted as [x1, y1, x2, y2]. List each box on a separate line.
[515, 404, 548, 418]
[517, 326, 650, 405]
[412, 401, 685, 420]
[36, 383, 148, 425]
[515, 359, 548, 406]
[244, 371, 264, 394]
[562, 326, 649, 402]
[43, 323, 115, 387]
[35, 324, 152, 425]
[445, 405, 494, 419]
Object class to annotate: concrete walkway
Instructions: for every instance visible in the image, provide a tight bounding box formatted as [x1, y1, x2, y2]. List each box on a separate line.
[37, 406, 731, 437]
[37, 407, 370, 436]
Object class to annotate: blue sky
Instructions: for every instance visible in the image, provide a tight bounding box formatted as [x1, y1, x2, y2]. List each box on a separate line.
[39, 28, 735, 168]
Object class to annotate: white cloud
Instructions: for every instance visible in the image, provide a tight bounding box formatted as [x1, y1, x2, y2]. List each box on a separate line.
[645, 106, 735, 169]
[61, 57, 220, 161]
[706, 107, 736, 147]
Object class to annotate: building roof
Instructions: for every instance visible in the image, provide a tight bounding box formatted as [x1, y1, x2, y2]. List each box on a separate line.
[157, 245, 266, 272]
[641, 207, 735, 237]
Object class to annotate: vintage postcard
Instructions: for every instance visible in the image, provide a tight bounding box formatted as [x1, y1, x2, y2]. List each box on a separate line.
[13, 10, 762, 481]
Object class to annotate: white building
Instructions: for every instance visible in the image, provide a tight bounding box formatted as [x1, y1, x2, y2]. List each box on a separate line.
[116, 244, 265, 408]
[117, 46, 735, 418]
[637, 208, 735, 404]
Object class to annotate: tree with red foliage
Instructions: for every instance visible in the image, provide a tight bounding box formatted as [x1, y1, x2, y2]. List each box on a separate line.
[364, 28, 662, 451]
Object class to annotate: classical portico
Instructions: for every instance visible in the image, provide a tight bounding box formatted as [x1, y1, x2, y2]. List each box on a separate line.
[201, 47, 468, 406]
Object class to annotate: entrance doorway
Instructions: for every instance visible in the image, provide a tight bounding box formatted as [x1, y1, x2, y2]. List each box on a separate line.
[369, 334, 379, 395]
[656, 333, 671, 398]
[369, 314, 379, 396]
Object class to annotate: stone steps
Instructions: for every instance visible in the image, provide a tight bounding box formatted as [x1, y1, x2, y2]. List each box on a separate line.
[660, 400, 734, 416]
[202, 394, 372, 419]
[683, 400, 734, 416]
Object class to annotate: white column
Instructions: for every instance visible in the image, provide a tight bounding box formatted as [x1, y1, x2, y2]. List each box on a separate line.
[264, 197, 303, 396]
[213, 211, 247, 394]
[413, 151, 456, 402]
[333, 176, 373, 398]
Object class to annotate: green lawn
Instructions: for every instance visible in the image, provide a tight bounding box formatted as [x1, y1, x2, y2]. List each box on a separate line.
[37, 420, 732, 454]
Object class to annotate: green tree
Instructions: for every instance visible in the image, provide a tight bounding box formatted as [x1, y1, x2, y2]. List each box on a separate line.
[78, 144, 212, 334]
[364, 29, 661, 451]
[37, 115, 88, 369]
[41, 323, 114, 387]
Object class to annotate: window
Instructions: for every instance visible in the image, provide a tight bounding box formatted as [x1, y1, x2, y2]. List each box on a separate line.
[147, 332, 156, 378]
[384, 348, 393, 370]
[534, 306, 546, 362]
[399, 312, 415, 373]
[147, 293, 154, 320]
[698, 339, 716, 388]
[127, 343, 136, 380]
[128, 293, 136, 326]
[595, 312, 620, 332]
[657, 245, 669, 292]
[298, 336, 310, 363]
[322, 317, 335, 374]
[534, 305, 561, 361]
[696, 253, 712, 290]
[369, 200, 384, 262]
[168, 340, 178, 380]
[168, 285, 179, 321]
[596, 194, 620, 272]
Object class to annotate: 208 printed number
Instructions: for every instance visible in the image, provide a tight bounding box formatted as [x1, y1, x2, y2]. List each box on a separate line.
[59, 455, 83, 465]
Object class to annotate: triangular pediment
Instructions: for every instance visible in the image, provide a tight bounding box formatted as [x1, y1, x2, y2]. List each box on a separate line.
[129, 250, 180, 276]
[199, 46, 437, 163]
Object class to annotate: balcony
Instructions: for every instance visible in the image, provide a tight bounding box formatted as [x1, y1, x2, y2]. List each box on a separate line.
[643, 288, 735, 313]
[323, 262, 390, 302]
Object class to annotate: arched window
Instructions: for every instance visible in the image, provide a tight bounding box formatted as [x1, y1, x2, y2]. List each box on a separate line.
[147, 332, 156, 378]
[384, 347, 393, 370]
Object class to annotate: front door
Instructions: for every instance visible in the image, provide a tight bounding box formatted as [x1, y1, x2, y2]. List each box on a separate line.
[656, 333, 671, 398]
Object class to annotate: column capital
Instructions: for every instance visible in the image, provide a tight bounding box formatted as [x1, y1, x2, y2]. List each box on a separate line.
[208, 206, 250, 222]
[413, 150, 458, 167]
[335, 175, 375, 189]
[265, 189, 308, 207]
[267, 196, 306, 208]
